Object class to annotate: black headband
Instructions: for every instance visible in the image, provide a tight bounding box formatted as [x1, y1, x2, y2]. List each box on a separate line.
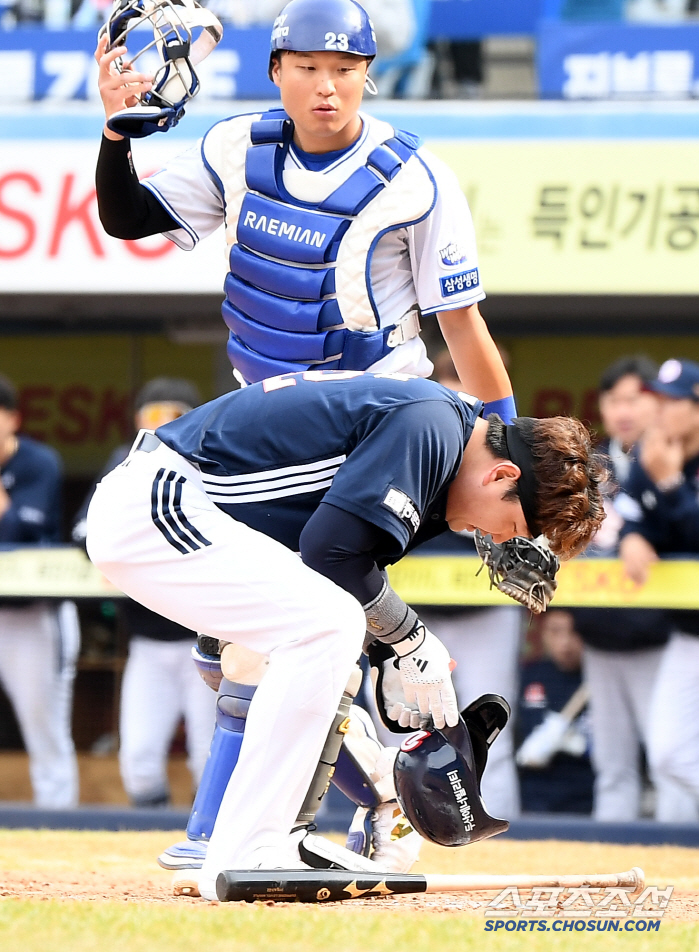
[503, 424, 541, 538]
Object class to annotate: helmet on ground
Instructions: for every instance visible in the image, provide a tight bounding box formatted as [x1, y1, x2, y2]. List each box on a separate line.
[99, 0, 222, 137]
[393, 696, 511, 847]
[268, 0, 377, 79]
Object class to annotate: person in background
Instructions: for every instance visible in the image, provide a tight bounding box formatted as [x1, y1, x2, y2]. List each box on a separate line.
[74, 378, 216, 808]
[516, 609, 593, 814]
[0, 373, 80, 808]
[571, 355, 694, 821]
[618, 358, 699, 821]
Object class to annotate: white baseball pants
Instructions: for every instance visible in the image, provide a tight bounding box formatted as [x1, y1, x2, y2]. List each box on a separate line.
[118, 636, 216, 804]
[647, 632, 699, 821]
[86, 442, 365, 884]
[583, 645, 697, 821]
[0, 601, 80, 808]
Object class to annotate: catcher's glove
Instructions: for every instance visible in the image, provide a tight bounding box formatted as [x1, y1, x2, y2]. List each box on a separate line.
[474, 531, 560, 614]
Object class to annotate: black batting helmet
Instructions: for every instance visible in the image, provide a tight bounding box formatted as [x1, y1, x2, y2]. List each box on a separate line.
[393, 695, 510, 847]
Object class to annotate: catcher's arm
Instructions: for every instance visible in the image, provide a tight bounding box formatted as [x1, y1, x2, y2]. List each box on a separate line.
[438, 305, 513, 405]
[474, 531, 560, 614]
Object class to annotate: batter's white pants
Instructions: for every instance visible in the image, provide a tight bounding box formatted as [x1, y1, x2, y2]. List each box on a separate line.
[86, 442, 365, 882]
[118, 636, 216, 803]
[647, 632, 699, 821]
[0, 601, 80, 808]
[369, 606, 522, 820]
[583, 645, 697, 821]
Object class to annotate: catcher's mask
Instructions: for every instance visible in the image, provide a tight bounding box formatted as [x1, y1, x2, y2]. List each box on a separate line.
[99, 0, 223, 137]
[393, 695, 511, 847]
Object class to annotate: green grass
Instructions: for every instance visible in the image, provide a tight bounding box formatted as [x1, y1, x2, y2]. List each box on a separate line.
[0, 831, 697, 952]
[0, 902, 697, 952]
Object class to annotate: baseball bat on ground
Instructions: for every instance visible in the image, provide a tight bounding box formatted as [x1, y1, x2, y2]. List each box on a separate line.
[216, 867, 645, 903]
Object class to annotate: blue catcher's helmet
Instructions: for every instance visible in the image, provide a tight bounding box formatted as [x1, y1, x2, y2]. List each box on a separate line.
[393, 695, 511, 847]
[268, 0, 377, 79]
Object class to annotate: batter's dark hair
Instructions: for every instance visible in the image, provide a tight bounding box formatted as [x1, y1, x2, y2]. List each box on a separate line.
[599, 355, 658, 394]
[134, 378, 201, 411]
[0, 374, 18, 411]
[485, 414, 606, 560]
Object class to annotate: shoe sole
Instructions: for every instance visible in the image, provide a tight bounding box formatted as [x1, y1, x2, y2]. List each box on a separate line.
[158, 855, 205, 871]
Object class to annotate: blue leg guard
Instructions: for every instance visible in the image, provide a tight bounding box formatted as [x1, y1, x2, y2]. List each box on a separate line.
[333, 746, 379, 808]
[185, 678, 256, 841]
[185, 666, 374, 845]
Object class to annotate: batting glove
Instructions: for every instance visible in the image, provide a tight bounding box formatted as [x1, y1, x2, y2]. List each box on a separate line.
[370, 653, 430, 730]
[392, 625, 459, 730]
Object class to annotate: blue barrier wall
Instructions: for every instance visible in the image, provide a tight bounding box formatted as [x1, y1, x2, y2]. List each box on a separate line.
[539, 22, 699, 98]
[428, 0, 542, 38]
[1, 26, 274, 100]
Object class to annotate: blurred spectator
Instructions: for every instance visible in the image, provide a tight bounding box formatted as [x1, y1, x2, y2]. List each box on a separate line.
[74, 378, 216, 808]
[572, 356, 694, 821]
[626, 0, 692, 21]
[561, 0, 625, 19]
[516, 610, 593, 814]
[428, 39, 483, 100]
[618, 358, 699, 821]
[0, 373, 80, 808]
[368, 0, 433, 99]
[72, 0, 111, 29]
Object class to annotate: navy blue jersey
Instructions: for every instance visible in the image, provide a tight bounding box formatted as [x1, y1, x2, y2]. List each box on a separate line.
[517, 658, 593, 815]
[619, 450, 699, 637]
[0, 436, 62, 544]
[157, 372, 481, 560]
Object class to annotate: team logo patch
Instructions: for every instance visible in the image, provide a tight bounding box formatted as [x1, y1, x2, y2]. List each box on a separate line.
[523, 682, 547, 708]
[440, 268, 480, 298]
[439, 241, 467, 267]
[400, 730, 432, 752]
[383, 487, 420, 534]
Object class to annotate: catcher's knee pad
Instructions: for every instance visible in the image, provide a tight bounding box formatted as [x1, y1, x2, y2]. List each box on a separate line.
[191, 642, 223, 692]
[393, 697, 511, 847]
[186, 677, 256, 841]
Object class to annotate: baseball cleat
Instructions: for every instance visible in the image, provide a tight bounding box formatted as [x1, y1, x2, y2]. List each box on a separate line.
[346, 800, 422, 873]
[299, 831, 386, 872]
[158, 838, 208, 870]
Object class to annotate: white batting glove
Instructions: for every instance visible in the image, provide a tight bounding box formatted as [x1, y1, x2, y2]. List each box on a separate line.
[370, 657, 429, 730]
[392, 626, 459, 730]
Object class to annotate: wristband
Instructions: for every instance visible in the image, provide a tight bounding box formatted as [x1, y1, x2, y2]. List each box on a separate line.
[482, 395, 517, 425]
[363, 579, 418, 645]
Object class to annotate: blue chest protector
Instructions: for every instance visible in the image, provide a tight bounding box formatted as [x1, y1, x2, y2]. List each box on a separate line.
[221, 109, 433, 384]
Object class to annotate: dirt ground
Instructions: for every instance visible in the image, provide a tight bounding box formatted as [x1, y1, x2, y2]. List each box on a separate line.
[0, 831, 696, 920]
[3, 870, 698, 920]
